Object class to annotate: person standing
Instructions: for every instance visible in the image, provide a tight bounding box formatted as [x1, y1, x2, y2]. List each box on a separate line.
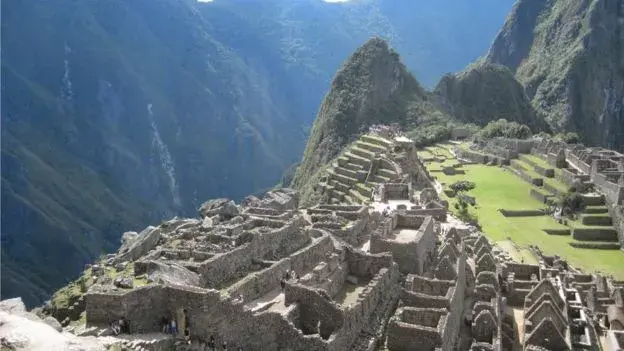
[161, 316, 169, 333]
[208, 336, 216, 351]
[170, 317, 178, 336]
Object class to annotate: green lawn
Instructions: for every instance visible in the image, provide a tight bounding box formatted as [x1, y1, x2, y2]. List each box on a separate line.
[429, 161, 624, 279]
[512, 158, 569, 194]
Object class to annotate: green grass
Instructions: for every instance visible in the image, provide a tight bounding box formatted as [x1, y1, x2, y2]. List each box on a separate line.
[512, 158, 569, 195]
[428, 154, 624, 279]
[520, 154, 552, 170]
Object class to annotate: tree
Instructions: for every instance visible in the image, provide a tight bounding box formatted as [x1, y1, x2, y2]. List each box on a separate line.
[450, 181, 478, 224]
[554, 132, 581, 144]
[559, 189, 585, 217]
[475, 118, 532, 140]
[449, 180, 476, 193]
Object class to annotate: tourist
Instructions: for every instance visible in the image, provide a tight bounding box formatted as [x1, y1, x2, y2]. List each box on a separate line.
[208, 336, 216, 351]
[118, 318, 126, 334]
[170, 318, 178, 336]
[280, 278, 286, 290]
[222, 341, 228, 350]
[184, 328, 191, 344]
[161, 316, 169, 333]
[111, 320, 120, 336]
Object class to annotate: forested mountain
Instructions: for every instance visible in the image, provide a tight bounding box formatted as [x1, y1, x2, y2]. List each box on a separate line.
[0, 0, 513, 306]
[485, 0, 624, 150]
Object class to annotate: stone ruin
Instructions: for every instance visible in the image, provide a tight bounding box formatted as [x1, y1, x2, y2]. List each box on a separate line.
[458, 136, 624, 250]
[7, 134, 624, 351]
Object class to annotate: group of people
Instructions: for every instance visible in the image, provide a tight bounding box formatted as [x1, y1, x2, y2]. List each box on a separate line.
[110, 317, 130, 336]
[160, 309, 191, 345]
[280, 269, 299, 290]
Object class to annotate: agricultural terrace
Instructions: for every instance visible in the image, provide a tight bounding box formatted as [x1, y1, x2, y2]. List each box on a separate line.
[419, 144, 624, 279]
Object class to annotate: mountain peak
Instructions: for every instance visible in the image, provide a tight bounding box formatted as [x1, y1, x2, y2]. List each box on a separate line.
[291, 38, 424, 202]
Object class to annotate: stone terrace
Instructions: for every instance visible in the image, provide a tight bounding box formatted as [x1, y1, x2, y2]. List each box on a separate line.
[317, 134, 399, 205]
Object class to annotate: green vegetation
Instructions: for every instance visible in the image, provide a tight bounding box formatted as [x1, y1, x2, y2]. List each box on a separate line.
[292, 38, 449, 198]
[434, 64, 547, 131]
[554, 132, 581, 144]
[424, 147, 624, 278]
[486, 0, 622, 149]
[475, 119, 532, 140]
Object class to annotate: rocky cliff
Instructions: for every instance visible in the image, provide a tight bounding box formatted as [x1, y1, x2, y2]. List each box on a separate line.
[485, 0, 624, 150]
[434, 63, 548, 131]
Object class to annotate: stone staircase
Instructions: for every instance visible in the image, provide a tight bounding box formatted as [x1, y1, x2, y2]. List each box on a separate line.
[319, 135, 397, 205]
[570, 195, 619, 248]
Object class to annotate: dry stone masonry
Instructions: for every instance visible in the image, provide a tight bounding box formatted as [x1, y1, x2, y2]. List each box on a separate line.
[5, 130, 624, 351]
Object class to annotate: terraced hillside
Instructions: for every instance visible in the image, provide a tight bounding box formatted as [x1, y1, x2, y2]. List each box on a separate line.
[508, 154, 620, 249]
[317, 135, 399, 205]
[419, 144, 624, 279]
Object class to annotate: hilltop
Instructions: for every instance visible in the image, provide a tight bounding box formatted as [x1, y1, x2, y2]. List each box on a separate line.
[485, 0, 624, 150]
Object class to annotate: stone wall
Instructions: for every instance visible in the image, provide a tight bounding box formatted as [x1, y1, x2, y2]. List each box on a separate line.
[384, 183, 410, 200]
[609, 205, 624, 249]
[199, 244, 254, 288]
[406, 208, 447, 221]
[331, 265, 400, 350]
[344, 247, 393, 279]
[593, 172, 624, 205]
[503, 263, 540, 281]
[572, 227, 618, 241]
[387, 307, 448, 351]
[226, 259, 290, 302]
[499, 209, 547, 217]
[370, 214, 436, 275]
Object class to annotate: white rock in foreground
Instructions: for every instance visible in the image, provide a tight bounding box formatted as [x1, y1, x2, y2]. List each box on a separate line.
[0, 310, 106, 351]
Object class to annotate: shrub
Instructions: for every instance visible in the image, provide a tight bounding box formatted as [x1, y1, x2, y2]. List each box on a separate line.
[449, 180, 476, 193]
[475, 118, 532, 140]
[554, 132, 581, 144]
[559, 190, 585, 217]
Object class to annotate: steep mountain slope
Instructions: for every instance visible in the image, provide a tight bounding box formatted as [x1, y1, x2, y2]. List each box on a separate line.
[434, 63, 547, 131]
[1, 0, 514, 306]
[485, 0, 624, 150]
[1, 0, 305, 306]
[291, 38, 448, 203]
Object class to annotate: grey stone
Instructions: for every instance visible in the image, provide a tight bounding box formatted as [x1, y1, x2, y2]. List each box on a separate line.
[113, 277, 134, 289]
[115, 261, 129, 272]
[198, 198, 241, 219]
[43, 316, 63, 332]
[121, 231, 139, 246]
[201, 216, 214, 229]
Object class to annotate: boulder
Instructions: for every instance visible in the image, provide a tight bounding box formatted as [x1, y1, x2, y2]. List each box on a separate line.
[0, 297, 26, 314]
[198, 198, 241, 220]
[115, 261, 129, 272]
[43, 316, 62, 332]
[114, 226, 161, 263]
[120, 231, 139, 246]
[113, 277, 134, 289]
[201, 216, 214, 229]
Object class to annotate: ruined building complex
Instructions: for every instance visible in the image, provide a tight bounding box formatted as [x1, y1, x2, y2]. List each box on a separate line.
[4, 133, 624, 351]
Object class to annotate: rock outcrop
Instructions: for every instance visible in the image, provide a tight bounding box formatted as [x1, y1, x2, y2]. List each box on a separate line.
[434, 63, 548, 131]
[485, 0, 624, 150]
